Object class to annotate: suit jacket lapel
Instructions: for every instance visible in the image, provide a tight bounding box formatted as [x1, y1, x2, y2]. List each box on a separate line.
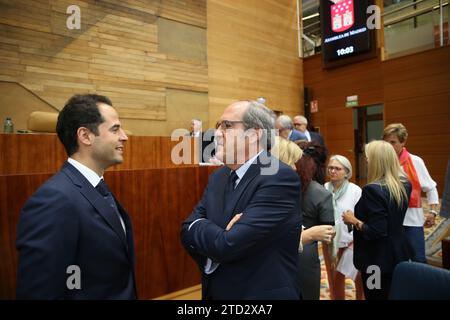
[62, 162, 129, 252]
[223, 153, 268, 223]
[214, 168, 231, 228]
[224, 162, 260, 221]
[114, 197, 136, 263]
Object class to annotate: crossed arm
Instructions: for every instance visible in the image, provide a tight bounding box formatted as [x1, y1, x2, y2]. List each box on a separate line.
[181, 171, 300, 264]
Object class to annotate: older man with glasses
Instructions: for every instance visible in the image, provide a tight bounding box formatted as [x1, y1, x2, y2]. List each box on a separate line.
[181, 100, 302, 300]
[276, 115, 306, 142]
[293, 115, 325, 146]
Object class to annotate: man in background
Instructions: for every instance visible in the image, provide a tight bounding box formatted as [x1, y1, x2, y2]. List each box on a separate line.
[276, 115, 306, 142]
[189, 118, 215, 163]
[190, 118, 202, 138]
[294, 115, 325, 146]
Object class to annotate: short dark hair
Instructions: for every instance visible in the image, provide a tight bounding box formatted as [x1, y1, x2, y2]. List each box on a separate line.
[56, 94, 112, 156]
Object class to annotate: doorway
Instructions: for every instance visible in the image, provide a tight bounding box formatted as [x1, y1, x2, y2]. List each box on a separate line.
[353, 104, 384, 186]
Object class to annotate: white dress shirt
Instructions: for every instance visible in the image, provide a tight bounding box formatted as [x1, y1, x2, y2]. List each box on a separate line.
[287, 130, 293, 140]
[304, 130, 312, 142]
[192, 131, 200, 138]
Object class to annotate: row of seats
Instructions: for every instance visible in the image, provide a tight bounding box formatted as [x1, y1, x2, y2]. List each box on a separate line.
[390, 261, 450, 299]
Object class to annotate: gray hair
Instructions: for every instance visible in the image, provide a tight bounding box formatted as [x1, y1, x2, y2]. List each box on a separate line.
[276, 115, 294, 130]
[242, 100, 276, 150]
[294, 115, 308, 125]
[329, 155, 353, 179]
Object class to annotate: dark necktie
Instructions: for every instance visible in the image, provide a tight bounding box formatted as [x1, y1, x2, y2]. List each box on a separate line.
[224, 171, 238, 198]
[228, 171, 238, 191]
[95, 179, 126, 234]
[95, 179, 111, 197]
[223, 171, 239, 225]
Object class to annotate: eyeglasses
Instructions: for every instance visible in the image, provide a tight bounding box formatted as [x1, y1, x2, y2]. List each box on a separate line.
[294, 123, 306, 126]
[327, 166, 344, 172]
[215, 120, 244, 130]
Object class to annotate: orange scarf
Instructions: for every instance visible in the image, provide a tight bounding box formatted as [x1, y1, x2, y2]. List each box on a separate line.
[399, 148, 421, 208]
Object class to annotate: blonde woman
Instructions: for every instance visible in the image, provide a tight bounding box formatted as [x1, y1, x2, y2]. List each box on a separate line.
[324, 155, 364, 300]
[342, 141, 412, 300]
[271, 136, 303, 169]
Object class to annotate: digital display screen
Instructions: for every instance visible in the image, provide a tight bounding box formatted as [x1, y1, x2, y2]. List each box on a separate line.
[320, 0, 375, 65]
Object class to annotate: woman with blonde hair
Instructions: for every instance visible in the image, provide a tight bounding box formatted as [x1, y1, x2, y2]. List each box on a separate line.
[271, 136, 302, 169]
[343, 140, 412, 300]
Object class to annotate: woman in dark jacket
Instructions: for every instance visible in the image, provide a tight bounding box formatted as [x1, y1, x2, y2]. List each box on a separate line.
[343, 140, 412, 300]
[295, 142, 335, 299]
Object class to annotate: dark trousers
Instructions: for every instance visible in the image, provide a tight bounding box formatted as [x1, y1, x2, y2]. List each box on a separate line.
[297, 242, 321, 300]
[404, 226, 427, 263]
[361, 272, 393, 300]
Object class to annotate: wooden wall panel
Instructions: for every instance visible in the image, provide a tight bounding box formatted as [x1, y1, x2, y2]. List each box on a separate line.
[0, 133, 66, 175]
[382, 47, 450, 196]
[159, 0, 207, 28]
[0, 134, 201, 175]
[106, 167, 208, 299]
[0, 82, 60, 135]
[0, 173, 52, 299]
[0, 0, 207, 136]
[0, 166, 218, 299]
[304, 46, 450, 195]
[305, 55, 383, 110]
[207, 0, 304, 127]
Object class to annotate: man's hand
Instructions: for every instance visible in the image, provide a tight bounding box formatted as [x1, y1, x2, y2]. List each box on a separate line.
[226, 213, 243, 231]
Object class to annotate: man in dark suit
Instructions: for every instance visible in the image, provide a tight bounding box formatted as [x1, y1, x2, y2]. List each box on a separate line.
[276, 115, 307, 142]
[16, 94, 137, 299]
[181, 100, 302, 299]
[293, 115, 325, 146]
